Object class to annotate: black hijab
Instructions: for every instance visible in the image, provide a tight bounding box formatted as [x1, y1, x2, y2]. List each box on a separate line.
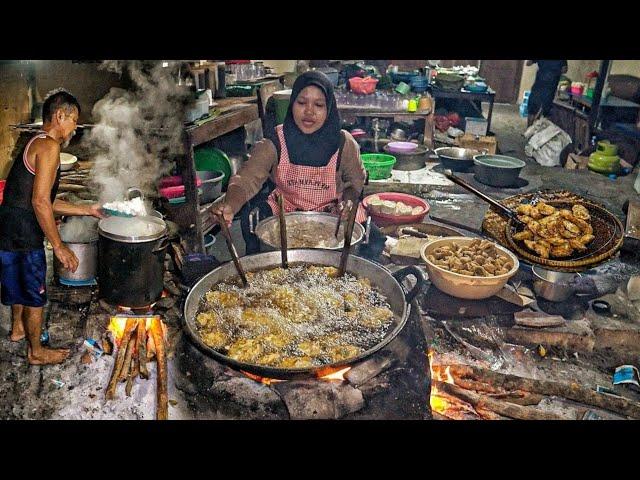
[279, 71, 342, 167]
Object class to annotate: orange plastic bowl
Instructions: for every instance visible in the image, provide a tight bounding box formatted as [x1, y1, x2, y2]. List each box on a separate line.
[349, 76, 379, 95]
[362, 192, 429, 227]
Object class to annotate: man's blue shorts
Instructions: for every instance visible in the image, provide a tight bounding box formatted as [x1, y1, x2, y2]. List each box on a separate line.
[0, 249, 47, 307]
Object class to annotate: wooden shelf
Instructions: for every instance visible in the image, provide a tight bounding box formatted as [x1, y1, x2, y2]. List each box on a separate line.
[186, 103, 258, 147]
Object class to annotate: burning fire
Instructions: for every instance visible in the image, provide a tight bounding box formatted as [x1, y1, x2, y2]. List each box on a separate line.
[428, 349, 458, 417]
[241, 366, 351, 385]
[108, 316, 166, 344]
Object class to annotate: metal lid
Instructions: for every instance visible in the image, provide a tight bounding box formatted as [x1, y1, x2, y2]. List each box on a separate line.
[98, 215, 167, 243]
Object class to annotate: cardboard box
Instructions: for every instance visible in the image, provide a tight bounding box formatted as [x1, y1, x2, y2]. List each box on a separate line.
[464, 117, 488, 136]
[456, 133, 497, 155]
[565, 153, 589, 170]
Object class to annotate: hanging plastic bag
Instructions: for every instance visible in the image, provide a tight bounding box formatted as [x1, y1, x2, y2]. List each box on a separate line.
[524, 117, 572, 167]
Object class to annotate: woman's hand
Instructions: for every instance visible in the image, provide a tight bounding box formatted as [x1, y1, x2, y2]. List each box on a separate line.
[210, 202, 234, 227]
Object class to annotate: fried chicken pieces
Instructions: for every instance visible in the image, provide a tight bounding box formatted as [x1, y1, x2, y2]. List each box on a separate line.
[513, 202, 594, 259]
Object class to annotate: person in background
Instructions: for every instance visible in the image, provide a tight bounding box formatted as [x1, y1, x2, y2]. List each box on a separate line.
[212, 71, 384, 255]
[527, 60, 568, 126]
[0, 89, 103, 365]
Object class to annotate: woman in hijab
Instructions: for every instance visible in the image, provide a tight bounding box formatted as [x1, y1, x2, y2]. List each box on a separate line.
[212, 71, 370, 254]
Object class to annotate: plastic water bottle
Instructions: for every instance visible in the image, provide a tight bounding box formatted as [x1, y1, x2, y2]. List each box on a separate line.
[40, 329, 49, 345]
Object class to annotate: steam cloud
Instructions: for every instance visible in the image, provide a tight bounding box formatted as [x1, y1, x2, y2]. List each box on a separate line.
[83, 61, 193, 203]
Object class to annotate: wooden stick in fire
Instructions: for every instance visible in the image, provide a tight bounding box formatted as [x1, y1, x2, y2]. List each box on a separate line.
[216, 213, 249, 288]
[445, 364, 640, 419]
[434, 380, 565, 420]
[118, 330, 137, 383]
[125, 355, 139, 397]
[276, 193, 288, 269]
[150, 317, 168, 421]
[338, 199, 358, 277]
[137, 319, 149, 380]
[106, 318, 137, 400]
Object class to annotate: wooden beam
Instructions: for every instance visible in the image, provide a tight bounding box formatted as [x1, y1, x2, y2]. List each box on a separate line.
[187, 104, 258, 147]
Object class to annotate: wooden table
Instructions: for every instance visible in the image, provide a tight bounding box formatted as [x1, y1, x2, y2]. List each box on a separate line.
[337, 105, 435, 149]
[430, 87, 496, 133]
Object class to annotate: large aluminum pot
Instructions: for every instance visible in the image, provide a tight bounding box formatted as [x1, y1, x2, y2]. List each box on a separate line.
[249, 210, 366, 252]
[435, 146, 486, 173]
[54, 240, 98, 283]
[183, 249, 426, 379]
[97, 215, 169, 307]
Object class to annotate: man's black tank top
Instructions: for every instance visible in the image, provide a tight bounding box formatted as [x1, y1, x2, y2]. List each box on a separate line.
[0, 133, 61, 251]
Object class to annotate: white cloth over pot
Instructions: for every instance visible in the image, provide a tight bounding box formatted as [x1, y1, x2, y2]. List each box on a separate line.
[524, 117, 572, 167]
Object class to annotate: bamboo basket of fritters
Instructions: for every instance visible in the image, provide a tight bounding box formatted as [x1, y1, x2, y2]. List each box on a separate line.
[482, 190, 624, 272]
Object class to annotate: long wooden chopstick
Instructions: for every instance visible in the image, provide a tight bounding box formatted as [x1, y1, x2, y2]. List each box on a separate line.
[216, 213, 249, 287]
[277, 193, 288, 269]
[338, 200, 359, 277]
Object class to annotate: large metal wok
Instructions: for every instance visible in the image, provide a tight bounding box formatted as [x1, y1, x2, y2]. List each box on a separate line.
[183, 249, 426, 379]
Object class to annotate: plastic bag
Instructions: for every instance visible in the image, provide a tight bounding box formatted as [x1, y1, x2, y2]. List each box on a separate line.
[524, 117, 572, 167]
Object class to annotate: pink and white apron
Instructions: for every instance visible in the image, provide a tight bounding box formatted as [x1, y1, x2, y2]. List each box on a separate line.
[266, 125, 367, 223]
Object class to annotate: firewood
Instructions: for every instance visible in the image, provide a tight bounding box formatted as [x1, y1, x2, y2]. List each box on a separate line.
[150, 318, 168, 420]
[446, 364, 640, 419]
[58, 184, 88, 192]
[137, 320, 149, 379]
[118, 330, 137, 383]
[126, 357, 139, 397]
[475, 407, 510, 420]
[105, 318, 137, 400]
[514, 311, 566, 328]
[101, 334, 113, 356]
[147, 334, 156, 361]
[450, 377, 543, 406]
[434, 380, 566, 420]
[505, 320, 595, 353]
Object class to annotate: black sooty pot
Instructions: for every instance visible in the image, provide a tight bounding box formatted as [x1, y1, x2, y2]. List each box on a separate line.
[97, 216, 169, 307]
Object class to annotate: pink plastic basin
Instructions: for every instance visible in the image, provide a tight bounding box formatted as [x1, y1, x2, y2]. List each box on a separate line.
[362, 192, 430, 227]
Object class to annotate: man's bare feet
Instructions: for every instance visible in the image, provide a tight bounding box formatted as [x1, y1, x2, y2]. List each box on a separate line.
[9, 329, 26, 342]
[10, 319, 25, 341]
[27, 346, 70, 365]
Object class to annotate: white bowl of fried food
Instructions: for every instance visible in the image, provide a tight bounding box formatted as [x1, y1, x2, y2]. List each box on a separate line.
[512, 201, 594, 259]
[420, 237, 519, 299]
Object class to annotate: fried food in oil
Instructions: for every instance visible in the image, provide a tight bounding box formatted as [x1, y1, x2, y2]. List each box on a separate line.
[196, 265, 395, 369]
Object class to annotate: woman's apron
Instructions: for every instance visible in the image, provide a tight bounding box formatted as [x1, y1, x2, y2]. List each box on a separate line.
[266, 125, 367, 222]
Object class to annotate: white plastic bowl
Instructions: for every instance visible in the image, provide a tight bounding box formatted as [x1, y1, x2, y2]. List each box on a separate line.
[420, 236, 520, 299]
[60, 152, 78, 171]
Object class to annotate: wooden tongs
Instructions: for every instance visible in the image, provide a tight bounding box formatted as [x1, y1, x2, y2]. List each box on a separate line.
[337, 199, 359, 277]
[276, 193, 288, 269]
[215, 213, 249, 287]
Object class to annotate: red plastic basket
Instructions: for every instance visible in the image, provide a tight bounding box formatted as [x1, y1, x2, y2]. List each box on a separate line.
[349, 76, 379, 95]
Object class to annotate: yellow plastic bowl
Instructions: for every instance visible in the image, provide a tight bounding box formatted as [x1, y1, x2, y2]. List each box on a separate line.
[420, 236, 520, 299]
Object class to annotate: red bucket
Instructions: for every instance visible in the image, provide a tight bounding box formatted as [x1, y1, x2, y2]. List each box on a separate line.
[0, 180, 6, 205]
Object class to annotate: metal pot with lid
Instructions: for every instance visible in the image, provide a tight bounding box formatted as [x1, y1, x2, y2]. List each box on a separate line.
[97, 215, 169, 307]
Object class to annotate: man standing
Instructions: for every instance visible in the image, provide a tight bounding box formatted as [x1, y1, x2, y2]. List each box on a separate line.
[0, 89, 103, 365]
[527, 60, 568, 126]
